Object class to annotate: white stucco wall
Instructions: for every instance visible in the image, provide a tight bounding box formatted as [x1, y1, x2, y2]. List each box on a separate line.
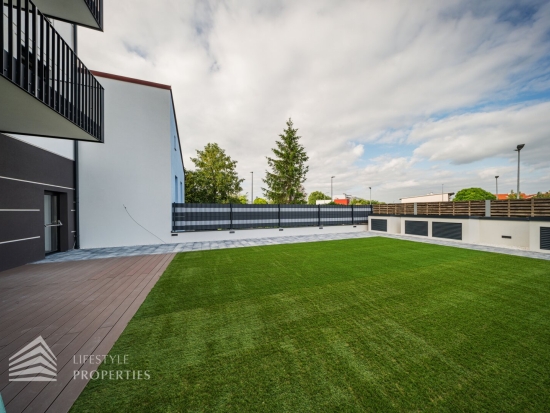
[368, 215, 550, 253]
[78, 77, 176, 248]
[170, 98, 185, 203]
[168, 225, 368, 243]
[477, 219, 530, 249]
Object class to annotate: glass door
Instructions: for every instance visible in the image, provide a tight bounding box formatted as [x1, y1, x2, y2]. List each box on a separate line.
[44, 193, 61, 254]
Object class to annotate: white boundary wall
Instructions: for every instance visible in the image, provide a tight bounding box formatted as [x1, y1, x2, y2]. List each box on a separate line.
[167, 225, 368, 243]
[369, 216, 550, 253]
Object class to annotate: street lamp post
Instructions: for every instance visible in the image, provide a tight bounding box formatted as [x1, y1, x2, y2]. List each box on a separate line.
[442, 184, 444, 202]
[369, 187, 372, 205]
[331, 176, 335, 200]
[515, 144, 525, 200]
[495, 176, 499, 199]
[250, 171, 253, 204]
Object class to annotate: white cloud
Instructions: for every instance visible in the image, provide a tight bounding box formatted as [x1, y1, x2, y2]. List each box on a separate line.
[411, 102, 550, 165]
[352, 144, 365, 157]
[78, 0, 550, 202]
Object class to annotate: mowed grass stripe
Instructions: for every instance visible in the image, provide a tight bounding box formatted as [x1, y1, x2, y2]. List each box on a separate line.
[71, 237, 550, 412]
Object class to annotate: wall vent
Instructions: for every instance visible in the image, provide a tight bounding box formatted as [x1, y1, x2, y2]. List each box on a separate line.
[371, 219, 387, 232]
[433, 222, 462, 240]
[405, 220, 428, 236]
[541, 227, 550, 250]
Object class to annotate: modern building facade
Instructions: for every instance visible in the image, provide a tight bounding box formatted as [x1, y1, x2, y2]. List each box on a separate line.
[1, 0, 104, 272]
[0, 71, 185, 270]
[1, 1, 185, 272]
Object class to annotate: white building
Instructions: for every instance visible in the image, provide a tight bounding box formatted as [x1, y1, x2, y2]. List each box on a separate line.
[400, 193, 454, 203]
[78, 72, 184, 248]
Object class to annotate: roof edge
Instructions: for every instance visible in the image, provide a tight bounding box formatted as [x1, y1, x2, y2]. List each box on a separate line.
[91, 71, 171, 90]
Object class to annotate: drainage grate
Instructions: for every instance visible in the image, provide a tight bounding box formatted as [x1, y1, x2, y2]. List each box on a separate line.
[541, 227, 550, 250]
[371, 219, 387, 232]
[433, 222, 462, 240]
[405, 220, 428, 236]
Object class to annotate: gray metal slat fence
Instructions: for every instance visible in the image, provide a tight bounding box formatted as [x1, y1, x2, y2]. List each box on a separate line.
[172, 203, 372, 232]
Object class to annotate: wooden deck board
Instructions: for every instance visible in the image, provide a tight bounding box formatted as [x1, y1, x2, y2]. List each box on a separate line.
[0, 253, 175, 413]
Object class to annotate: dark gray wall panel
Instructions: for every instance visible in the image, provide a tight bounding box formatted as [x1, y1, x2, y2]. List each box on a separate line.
[433, 222, 462, 240]
[0, 134, 74, 189]
[0, 134, 75, 272]
[0, 238, 44, 272]
[371, 219, 387, 232]
[0, 211, 43, 243]
[405, 220, 428, 236]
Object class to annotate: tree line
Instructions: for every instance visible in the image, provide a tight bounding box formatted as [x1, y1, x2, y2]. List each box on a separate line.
[453, 187, 550, 201]
[185, 118, 383, 205]
[185, 119, 309, 204]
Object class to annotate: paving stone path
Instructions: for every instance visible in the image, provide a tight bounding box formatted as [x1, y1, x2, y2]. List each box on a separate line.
[36, 231, 550, 264]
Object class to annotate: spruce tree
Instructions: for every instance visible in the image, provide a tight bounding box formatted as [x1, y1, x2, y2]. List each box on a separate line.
[263, 119, 309, 204]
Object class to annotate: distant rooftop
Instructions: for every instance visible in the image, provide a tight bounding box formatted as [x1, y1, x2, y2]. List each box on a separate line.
[400, 192, 454, 200]
[91, 71, 172, 90]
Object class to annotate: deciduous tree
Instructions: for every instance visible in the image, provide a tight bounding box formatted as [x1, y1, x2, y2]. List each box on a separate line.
[308, 191, 331, 205]
[184, 143, 244, 203]
[454, 187, 496, 201]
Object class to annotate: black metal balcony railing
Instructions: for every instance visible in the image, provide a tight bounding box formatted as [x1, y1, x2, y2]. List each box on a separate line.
[1, 0, 103, 142]
[84, 0, 102, 30]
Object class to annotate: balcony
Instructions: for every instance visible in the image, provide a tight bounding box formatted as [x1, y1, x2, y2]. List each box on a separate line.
[1, 0, 103, 142]
[32, 0, 103, 31]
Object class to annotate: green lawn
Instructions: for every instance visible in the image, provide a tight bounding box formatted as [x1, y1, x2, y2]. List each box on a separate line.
[71, 237, 550, 412]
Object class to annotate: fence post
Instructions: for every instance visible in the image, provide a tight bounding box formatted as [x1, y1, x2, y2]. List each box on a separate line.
[438, 202, 441, 215]
[318, 204, 321, 227]
[507, 199, 510, 217]
[414, 202, 417, 216]
[531, 198, 535, 217]
[278, 204, 281, 228]
[485, 200, 491, 217]
[229, 203, 233, 229]
[468, 201, 471, 216]
[351, 205, 354, 224]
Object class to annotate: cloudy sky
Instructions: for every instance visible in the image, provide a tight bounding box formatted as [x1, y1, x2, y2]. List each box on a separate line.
[80, 0, 550, 202]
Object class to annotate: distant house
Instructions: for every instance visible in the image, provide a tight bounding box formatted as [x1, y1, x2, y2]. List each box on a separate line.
[496, 193, 535, 200]
[400, 193, 454, 203]
[333, 194, 351, 205]
[316, 194, 352, 205]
